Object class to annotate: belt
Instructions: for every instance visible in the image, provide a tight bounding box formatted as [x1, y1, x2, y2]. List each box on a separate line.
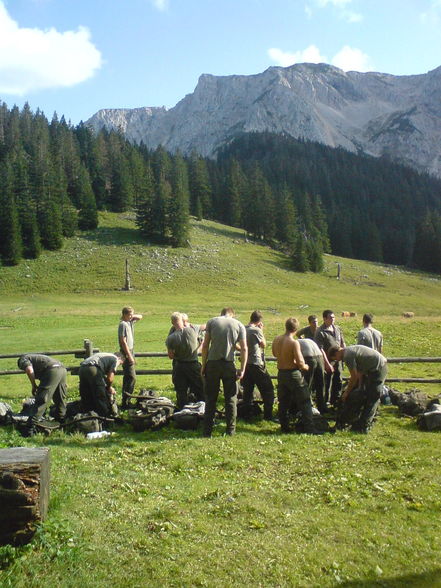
[278, 368, 300, 372]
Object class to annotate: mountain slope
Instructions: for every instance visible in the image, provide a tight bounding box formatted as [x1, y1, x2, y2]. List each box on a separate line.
[87, 63, 441, 177]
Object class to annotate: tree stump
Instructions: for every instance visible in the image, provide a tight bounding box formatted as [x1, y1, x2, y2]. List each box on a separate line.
[0, 447, 50, 546]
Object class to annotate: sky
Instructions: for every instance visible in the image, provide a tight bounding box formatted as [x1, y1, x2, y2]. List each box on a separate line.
[1, 0, 441, 125]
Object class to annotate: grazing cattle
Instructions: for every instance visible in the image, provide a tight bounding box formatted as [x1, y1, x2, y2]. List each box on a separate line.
[402, 312, 415, 318]
[341, 311, 350, 318]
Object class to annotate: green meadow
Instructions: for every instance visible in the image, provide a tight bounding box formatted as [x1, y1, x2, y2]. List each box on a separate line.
[0, 213, 440, 587]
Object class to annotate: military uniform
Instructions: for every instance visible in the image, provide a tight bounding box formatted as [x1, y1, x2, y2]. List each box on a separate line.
[118, 319, 136, 407]
[341, 345, 388, 432]
[314, 323, 345, 407]
[79, 353, 119, 417]
[241, 325, 274, 420]
[18, 354, 67, 434]
[298, 338, 326, 413]
[357, 326, 383, 353]
[203, 315, 246, 436]
[166, 325, 205, 409]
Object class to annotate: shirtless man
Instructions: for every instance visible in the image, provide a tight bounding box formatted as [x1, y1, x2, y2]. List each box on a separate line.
[272, 317, 320, 434]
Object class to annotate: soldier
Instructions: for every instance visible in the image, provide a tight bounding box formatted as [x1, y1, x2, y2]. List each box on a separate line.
[296, 315, 319, 340]
[328, 345, 388, 433]
[357, 313, 383, 353]
[272, 318, 321, 434]
[166, 312, 205, 409]
[201, 308, 247, 437]
[297, 337, 328, 414]
[314, 309, 345, 409]
[241, 310, 274, 420]
[17, 354, 68, 437]
[79, 352, 123, 418]
[118, 306, 143, 408]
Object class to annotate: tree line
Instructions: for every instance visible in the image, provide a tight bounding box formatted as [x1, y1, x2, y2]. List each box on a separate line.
[1, 102, 441, 274]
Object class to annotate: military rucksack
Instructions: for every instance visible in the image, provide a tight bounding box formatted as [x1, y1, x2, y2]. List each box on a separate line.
[127, 397, 175, 432]
[173, 401, 205, 430]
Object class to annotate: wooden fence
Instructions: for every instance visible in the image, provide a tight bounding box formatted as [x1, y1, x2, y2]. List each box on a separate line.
[0, 339, 440, 384]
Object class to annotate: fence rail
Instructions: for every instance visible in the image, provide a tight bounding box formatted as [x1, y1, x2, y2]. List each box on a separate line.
[0, 340, 440, 384]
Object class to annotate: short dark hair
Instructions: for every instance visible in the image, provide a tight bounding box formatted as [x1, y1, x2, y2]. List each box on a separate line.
[221, 307, 234, 317]
[363, 313, 373, 324]
[285, 317, 299, 333]
[307, 314, 318, 323]
[327, 345, 341, 360]
[250, 310, 263, 323]
[323, 309, 334, 319]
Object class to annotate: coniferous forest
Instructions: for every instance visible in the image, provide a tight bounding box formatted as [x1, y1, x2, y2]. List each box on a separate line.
[1, 102, 441, 273]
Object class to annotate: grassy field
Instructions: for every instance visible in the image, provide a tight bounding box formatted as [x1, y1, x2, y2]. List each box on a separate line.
[0, 212, 441, 587]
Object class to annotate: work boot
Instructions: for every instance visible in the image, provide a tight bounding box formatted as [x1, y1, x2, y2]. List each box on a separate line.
[21, 425, 37, 438]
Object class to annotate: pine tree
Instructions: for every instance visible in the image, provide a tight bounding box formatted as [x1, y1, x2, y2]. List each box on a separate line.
[0, 160, 23, 265]
[291, 233, 310, 272]
[77, 167, 98, 230]
[168, 153, 190, 247]
[13, 149, 41, 259]
[189, 153, 212, 219]
[224, 159, 244, 227]
[135, 163, 156, 241]
[307, 238, 324, 273]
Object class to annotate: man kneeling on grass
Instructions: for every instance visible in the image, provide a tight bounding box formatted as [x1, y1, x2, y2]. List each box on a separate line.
[327, 345, 388, 433]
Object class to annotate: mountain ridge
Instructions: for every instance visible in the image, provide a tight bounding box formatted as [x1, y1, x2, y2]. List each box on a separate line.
[87, 62, 441, 177]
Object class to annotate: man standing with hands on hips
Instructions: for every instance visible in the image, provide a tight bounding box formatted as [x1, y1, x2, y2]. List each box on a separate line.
[201, 307, 247, 437]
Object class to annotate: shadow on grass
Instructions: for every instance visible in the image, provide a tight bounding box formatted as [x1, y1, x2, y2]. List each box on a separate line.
[337, 567, 441, 587]
[82, 225, 145, 246]
[195, 223, 247, 242]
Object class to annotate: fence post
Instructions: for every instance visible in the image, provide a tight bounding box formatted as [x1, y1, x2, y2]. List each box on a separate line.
[83, 339, 94, 358]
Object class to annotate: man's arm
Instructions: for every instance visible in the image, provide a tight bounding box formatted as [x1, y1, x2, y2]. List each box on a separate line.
[24, 366, 38, 396]
[292, 339, 308, 371]
[342, 368, 359, 402]
[200, 331, 211, 376]
[321, 349, 334, 374]
[237, 338, 248, 380]
[132, 313, 143, 322]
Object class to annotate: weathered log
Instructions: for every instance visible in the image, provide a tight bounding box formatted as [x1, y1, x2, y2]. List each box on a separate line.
[0, 447, 50, 546]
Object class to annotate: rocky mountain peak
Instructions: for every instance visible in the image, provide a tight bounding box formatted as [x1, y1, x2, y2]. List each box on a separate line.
[87, 63, 441, 177]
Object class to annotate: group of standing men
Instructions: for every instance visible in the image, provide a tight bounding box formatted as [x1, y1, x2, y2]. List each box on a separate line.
[15, 305, 387, 437]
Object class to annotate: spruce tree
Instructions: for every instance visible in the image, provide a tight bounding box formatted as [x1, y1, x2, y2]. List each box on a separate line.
[0, 160, 23, 265]
[291, 234, 310, 273]
[168, 153, 190, 247]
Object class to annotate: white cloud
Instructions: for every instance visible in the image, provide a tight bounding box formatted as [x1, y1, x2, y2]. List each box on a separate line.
[268, 44, 373, 72]
[268, 45, 327, 67]
[151, 0, 169, 11]
[306, 0, 363, 23]
[420, 0, 441, 25]
[331, 45, 372, 72]
[0, 1, 102, 95]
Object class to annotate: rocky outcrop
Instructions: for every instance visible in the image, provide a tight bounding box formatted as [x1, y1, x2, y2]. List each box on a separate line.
[87, 63, 441, 177]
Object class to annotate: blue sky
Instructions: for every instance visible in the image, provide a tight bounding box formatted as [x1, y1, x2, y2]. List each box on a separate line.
[1, 0, 441, 125]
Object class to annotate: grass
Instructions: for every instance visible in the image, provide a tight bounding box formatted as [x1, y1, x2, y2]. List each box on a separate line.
[1, 212, 441, 587]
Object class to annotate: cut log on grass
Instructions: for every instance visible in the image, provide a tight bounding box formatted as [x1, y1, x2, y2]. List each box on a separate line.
[0, 447, 50, 546]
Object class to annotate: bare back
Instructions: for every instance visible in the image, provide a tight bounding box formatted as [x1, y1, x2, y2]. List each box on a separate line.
[272, 334, 307, 370]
